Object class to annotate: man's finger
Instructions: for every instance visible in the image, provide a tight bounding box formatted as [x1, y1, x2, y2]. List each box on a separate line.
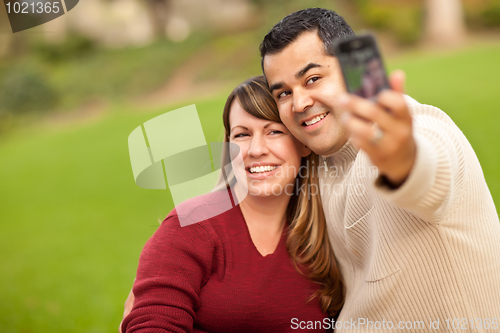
[342, 113, 380, 152]
[389, 69, 406, 94]
[376, 90, 411, 121]
[339, 94, 396, 131]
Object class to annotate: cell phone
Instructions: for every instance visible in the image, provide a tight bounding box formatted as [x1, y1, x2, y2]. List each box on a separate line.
[332, 34, 390, 99]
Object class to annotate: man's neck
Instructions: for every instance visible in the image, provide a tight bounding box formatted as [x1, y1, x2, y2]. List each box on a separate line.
[319, 136, 350, 158]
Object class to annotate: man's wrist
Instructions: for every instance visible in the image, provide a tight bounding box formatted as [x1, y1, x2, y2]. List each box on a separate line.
[377, 174, 406, 189]
[377, 139, 416, 189]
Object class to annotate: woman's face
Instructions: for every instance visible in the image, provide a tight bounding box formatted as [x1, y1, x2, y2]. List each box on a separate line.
[228, 99, 311, 198]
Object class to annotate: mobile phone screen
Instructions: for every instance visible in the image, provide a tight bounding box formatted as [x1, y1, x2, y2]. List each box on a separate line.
[333, 35, 390, 99]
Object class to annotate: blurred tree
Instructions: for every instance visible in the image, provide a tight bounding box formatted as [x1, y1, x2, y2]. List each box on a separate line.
[144, 0, 172, 39]
[351, 0, 424, 45]
[0, 66, 58, 115]
[0, 2, 14, 58]
[425, 0, 467, 45]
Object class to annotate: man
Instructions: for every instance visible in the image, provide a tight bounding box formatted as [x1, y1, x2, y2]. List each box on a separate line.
[260, 7, 500, 332]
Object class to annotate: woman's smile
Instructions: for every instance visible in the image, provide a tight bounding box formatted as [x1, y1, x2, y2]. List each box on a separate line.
[246, 164, 282, 180]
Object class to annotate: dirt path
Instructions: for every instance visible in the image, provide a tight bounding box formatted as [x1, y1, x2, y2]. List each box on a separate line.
[130, 44, 233, 110]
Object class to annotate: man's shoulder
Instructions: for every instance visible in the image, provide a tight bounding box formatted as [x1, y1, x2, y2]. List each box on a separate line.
[404, 95, 458, 129]
[404, 95, 443, 117]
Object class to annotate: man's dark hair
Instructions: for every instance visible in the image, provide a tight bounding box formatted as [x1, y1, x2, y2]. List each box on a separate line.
[260, 8, 354, 68]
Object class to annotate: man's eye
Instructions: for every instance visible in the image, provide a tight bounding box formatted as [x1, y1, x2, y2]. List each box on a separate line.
[307, 77, 320, 85]
[277, 91, 291, 99]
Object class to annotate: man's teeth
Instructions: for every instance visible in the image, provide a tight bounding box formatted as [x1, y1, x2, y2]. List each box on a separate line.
[249, 165, 278, 174]
[304, 113, 328, 126]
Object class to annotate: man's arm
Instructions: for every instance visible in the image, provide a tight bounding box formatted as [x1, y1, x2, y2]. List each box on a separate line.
[340, 70, 467, 223]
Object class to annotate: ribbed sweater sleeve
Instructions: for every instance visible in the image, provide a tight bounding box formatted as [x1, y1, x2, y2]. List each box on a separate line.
[375, 100, 467, 224]
[121, 215, 215, 333]
[320, 97, 500, 332]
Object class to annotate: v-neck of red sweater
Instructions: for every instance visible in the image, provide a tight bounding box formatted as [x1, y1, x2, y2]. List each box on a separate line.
[233, 202, 288, 259]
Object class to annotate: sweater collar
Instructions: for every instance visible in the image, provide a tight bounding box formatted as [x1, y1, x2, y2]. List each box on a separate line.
[320, 138, 359, 166]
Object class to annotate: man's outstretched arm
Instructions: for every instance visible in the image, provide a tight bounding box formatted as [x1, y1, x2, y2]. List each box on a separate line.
[340, 70, 468, 223]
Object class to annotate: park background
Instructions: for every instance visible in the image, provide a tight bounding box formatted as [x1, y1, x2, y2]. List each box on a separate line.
[0, 0, 499, 332]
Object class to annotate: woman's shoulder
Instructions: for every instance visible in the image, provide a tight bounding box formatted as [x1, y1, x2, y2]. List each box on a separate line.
[141, 190, 235, 280]
[144, 190, 235, 264]
[151, 189, 242, 252]
[165, 189, 242, 230]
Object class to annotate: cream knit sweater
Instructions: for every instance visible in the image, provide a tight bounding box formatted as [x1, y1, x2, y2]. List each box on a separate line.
[319, 96, 500, 332]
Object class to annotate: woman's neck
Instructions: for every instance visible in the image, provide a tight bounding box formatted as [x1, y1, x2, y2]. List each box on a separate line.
[237, 193, 291, 256]
[241, 192, 289, 225]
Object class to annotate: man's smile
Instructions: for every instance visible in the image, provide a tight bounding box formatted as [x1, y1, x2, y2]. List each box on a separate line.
[300, 112, 329, 130]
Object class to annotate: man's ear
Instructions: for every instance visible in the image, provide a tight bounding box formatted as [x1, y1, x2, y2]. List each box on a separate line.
[301, 145, 312, 158]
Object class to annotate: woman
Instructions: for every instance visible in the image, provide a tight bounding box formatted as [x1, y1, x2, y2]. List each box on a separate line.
[121, 76, 343, 332]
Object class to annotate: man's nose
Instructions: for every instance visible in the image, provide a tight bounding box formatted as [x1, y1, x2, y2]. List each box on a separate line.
[292, 89, 313, 113]
[248, 134, 269, 158]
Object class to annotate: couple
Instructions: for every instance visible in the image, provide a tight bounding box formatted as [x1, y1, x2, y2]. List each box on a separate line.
[121, 8, 500, 333]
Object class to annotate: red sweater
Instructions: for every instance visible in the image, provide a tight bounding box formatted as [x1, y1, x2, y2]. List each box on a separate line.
[121, 190, 330, 333]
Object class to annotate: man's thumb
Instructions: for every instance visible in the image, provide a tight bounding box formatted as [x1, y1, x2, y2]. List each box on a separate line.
[389, 69, 406, 94]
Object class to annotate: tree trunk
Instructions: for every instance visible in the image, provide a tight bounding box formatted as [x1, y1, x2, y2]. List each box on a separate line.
[425, 0, 467, 45]
[144, 0, 172, 39]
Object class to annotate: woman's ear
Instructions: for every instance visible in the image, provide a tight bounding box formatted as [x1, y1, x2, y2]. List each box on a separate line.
[301, 145, 312, 158]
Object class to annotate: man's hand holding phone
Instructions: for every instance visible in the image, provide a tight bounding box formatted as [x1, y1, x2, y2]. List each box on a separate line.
[333, 34, 416, 188]
[339, 70, 416, 188]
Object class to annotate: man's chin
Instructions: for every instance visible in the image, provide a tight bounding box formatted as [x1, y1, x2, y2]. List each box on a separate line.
[307, 137, 348, 157]
[304, 143, 331, 157]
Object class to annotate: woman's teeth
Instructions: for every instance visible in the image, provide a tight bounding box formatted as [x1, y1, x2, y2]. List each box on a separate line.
[304, 112, 328, 126]
[249, 165, 278, 174]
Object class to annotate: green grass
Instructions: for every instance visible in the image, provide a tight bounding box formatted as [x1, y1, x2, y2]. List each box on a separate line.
[0, 95, 227, 333]
[1, 43, 499, 333]
[388, 42, 500, 199]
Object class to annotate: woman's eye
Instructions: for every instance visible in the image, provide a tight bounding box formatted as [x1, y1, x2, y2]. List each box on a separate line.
[306, 77, 320, 85]
[269, 130, 283, 135]
[233, 133, 248, 138]
[277, 91, 291, 99]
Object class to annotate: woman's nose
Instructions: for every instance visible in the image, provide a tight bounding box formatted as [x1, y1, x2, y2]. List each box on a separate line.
[248, 134, 269, 158]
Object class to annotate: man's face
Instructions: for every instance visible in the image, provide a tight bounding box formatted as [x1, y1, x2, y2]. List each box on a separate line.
[263, 31, 349, 156]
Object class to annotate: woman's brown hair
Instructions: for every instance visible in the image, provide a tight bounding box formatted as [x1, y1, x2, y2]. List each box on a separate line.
[217, 76, 344, 316]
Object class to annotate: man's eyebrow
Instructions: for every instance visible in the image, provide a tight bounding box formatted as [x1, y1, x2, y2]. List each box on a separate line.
[269, 83, 283, 93]
[268, 63, 322, 93]
[296, 63, 321, 79]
